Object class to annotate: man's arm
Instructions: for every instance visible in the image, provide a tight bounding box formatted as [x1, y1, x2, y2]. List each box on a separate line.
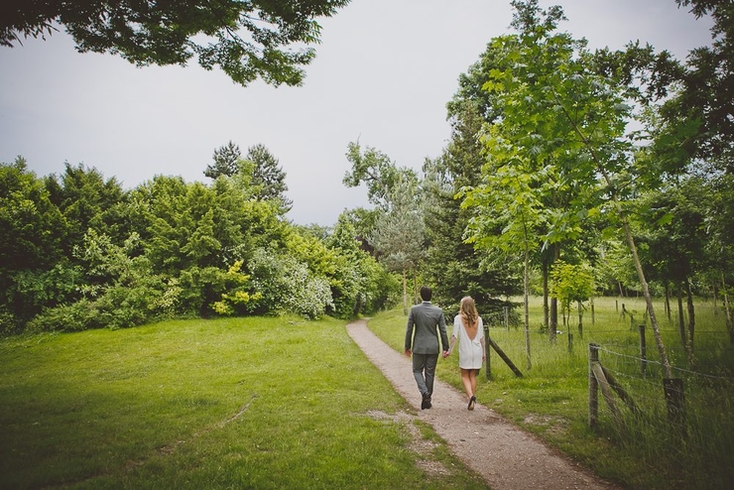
[404, 308, 415, 356]
[438, 311, 450, 355]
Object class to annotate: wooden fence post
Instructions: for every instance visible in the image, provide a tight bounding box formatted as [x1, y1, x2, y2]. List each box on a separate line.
[487, 337, 523, 377]
[484, 325, 491, 380]
[568, 332, 573, 353]
[589, 343, 599, 428]
[638, 324, 647, 375]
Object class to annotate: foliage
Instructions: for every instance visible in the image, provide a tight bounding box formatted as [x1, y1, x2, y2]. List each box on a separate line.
[44, 162, 129, 252]
[422, 93, 519, 312]
[369, 181, 425, 275]
[670, 0, 734, 169]
[211, 260, 262, 316]
[205, 142, 292, 212]
[0, 158, 66, 274]
[2, 158, 397, 332]
[246, 143, 293, 210]
[246, 247, 333, 319]
[0, 0, 351, 87]
[0, 159, 69, 322]
[28, 230, 169, 331]
[594, 239, 639, 295]
[325, 212, 400, 317]
[343, 141, 419, 211]
[204, 140, 241, 179]
[549, 260, 595, 311]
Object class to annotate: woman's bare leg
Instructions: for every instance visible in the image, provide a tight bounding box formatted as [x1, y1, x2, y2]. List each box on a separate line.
[460, 369, 473, 400]
[469, 369, 478, 397]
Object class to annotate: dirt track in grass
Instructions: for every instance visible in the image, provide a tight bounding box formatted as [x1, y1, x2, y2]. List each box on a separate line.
[347, 319, 622, 490]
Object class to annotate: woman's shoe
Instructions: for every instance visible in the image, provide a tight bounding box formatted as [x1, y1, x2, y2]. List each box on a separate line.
[468, 395, 476, 411]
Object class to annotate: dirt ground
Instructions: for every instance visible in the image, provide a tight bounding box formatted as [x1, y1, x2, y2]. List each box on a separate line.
[346, 319, 622, 490]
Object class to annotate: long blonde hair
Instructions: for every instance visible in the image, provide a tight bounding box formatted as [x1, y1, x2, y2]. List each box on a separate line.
[460, 296, 479, 328]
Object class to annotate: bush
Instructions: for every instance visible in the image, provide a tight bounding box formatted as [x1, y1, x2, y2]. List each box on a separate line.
[27, 274, 172, 332]
[0, 308, 23, 336]
[248, 248, 333, 319]
[27, 299, 102, 332]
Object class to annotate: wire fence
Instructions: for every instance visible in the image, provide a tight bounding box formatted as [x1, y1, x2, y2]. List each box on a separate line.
[589, 342, 734, 489]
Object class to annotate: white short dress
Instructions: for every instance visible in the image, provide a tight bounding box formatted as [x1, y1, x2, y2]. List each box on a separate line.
[452, 315, 484, 370]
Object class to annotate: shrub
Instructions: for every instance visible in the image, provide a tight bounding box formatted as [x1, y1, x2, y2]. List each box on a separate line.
[248, 248, 333, 319]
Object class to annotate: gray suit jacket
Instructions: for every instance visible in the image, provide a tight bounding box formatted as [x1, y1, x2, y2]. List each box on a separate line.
[405, 301, 449, 355]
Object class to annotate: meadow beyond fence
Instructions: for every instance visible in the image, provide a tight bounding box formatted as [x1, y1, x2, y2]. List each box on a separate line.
[496, 296, 734, 489]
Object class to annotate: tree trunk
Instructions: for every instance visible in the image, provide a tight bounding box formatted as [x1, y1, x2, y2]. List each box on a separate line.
[713, 280, 718, 315]
[402, 269, 407, 316]
[665, 281, 672, 322]
[685, 279, 695, 367]
[549, 243, 559, 342]
[413, 271, 418, 305]
[577, 300, 583, 337]
[616, 205, 673, 379]
[521, 212, 532, 370]
[542, 258, 550, 335]
[591, 297, 595, 325]
[677, 284, 686, 348]
[524, 242, 531, 370]
[723, 272, 733, 344]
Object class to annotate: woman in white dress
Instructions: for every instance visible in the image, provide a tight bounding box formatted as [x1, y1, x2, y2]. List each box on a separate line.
[449, 296, 486, 410]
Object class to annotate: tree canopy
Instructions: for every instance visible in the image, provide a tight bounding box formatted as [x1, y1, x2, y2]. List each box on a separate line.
[0, 0, 351, 86]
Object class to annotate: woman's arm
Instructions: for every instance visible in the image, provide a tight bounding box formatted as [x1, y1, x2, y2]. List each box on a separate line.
[448, 335, 457, 355]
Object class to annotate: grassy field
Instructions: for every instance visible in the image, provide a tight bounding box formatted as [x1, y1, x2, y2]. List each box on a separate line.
[368, 296, 734, 490]
[0, 316, 487, 489]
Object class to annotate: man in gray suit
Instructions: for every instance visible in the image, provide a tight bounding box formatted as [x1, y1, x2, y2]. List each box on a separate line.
[404, 286, 450, 409]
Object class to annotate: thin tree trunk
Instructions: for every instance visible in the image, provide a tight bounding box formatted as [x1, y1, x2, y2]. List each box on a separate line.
[577, 300, 583, 337]
[591, 297, 595, 325]
[413, 272, 418, 305]
[677, 284, 686, 348]
[619, 218, 673, 379]
[402, 269, 407, 316]
[549, 243, 559, 343]
[713, 280, 718, 316]
[520, 209, 531, 370]
[524, 243, 531, 370]
[542, 258, 550, 337]
[685, 279, 695, 367]
[722, 272, 733, 343]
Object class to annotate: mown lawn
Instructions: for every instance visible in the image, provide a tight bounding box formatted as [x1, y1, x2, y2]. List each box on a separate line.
[0, 316, 487, 490]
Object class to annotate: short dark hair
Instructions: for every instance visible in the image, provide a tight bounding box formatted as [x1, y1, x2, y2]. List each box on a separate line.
[420, 286, 432, 301]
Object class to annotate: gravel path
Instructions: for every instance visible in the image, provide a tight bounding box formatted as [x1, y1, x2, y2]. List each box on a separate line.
[346, 319, 622, 490]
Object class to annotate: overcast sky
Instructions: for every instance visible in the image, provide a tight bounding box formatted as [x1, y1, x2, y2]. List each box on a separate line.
[0, 0, 714, 226]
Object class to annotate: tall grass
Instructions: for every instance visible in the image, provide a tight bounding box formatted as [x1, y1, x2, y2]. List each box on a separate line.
[0, 316, 487, 489]
[368, 296, 734, 490]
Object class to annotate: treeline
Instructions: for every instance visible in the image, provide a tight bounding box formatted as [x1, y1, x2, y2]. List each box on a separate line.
[0, 152, 399, 334]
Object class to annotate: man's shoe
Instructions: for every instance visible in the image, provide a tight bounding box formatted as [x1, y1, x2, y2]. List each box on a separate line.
[421, 393, 431, 410]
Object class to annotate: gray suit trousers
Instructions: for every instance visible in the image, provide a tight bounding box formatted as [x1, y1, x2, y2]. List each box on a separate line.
[412, 352, 438, 396]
